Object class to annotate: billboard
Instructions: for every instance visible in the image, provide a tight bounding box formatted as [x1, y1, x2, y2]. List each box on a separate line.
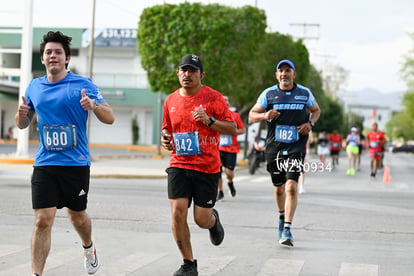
[82, 28, 137, 48]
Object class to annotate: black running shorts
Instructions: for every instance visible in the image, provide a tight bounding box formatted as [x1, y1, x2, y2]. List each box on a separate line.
[166, 167, 219, 208]
[266, 152, 304, 186]
[219, 151, 237, 172]
[330, 149, 340, 156]
[31, 166, 90, 211]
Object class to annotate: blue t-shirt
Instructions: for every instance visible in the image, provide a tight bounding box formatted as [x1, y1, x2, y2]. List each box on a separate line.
[348, 134, 358, 147]
[25, 72, 105, 166]
[257, 83, 317, 156]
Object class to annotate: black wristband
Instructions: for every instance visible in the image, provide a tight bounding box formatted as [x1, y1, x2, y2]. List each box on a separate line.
[208, 116, 216, 127]
[308, 120, 315, 127]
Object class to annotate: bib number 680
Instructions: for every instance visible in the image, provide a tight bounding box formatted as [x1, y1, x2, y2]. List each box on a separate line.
[46, 131, 68, 147]
[42, 124, 77, 151]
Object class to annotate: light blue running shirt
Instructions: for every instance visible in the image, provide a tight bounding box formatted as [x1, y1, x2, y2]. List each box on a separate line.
[25, 72, 105, 166]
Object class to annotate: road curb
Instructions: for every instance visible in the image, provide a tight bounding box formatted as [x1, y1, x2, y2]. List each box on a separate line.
[0, 158, 34, 165]
[91, 174, 167, 179]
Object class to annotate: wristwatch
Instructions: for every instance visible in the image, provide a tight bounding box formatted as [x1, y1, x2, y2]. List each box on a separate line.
[208, 116, 216, 127]
[92, 99, 99, 111]
[308, 120, 315, 127]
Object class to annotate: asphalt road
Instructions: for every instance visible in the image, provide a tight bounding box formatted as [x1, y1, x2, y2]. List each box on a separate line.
[0, 151, 413, 276]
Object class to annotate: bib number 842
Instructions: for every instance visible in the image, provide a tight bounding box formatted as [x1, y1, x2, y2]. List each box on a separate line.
[173, 131, 201, 156]
[175, 138, 193, 153]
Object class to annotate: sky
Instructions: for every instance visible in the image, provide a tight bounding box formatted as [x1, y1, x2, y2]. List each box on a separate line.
[1, 0, 414, 94]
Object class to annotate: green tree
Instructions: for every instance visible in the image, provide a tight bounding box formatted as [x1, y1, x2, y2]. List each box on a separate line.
[233, 32, 311, 116]
[138, 3, 266, 98]
[386, 92, 414, 141]
[345, 112, 364, 134]
[401, 33, 414, 89]
[386, 32, 414, 141]
[137, 2, 341, 131]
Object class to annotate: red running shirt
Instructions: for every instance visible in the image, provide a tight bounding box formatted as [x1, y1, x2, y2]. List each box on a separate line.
[219, 111, 244, 153]
[366, 131, 385, 151]
[162, 86, 234, 173]
[329, 133, 342, 150]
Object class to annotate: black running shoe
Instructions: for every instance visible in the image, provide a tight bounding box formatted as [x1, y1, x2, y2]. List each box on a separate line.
[228, 182, 236, 197]
[209, 209, 224, 246]
[217, 190, 224, 201]
[173, 259, 198, 276]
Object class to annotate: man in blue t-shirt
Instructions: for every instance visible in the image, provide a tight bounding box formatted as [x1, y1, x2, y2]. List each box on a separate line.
[15, 31, 115, 276]
[249, 59, 320, 247]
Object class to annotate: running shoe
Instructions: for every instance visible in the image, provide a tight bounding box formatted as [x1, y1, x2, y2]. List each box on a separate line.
[174, 260, 198, 276]
[84, 242, 100, 274]
[370, 172, 376, 178]
[350, 168, 355, 175]
[209, 209, 224, 246]
[278, 217, 285, 240]
[279, 228, 294, 247]
[228, 182, 236, 197]
[217, 190, 224, 201]
[298, 183, 306, 194]
[346, 169, 351, 175]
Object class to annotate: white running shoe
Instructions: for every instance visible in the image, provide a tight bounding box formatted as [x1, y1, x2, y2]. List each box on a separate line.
[84, 242, 100, 274]
[298, 183, 306, 194]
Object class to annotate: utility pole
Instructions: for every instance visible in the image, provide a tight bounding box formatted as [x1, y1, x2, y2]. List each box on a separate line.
[289, 22, 320, 52]
[16, 0, 33, 158]
[289, 22, 320, 41]
[156, 91, 163, 156]
[87, 0, 96, 143]
[88, 0, 96, 79]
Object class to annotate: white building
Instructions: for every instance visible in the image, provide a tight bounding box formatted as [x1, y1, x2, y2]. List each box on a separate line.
[338, 89, 404, 132]
[0, 27, 162, 145]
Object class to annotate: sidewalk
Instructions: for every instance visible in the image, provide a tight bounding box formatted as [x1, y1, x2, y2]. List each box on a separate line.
[0, 141, 172, 178]
[0, 156, 171, 179]
[0, 140, 248, 179]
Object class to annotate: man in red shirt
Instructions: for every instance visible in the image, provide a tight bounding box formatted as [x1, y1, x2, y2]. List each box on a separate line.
[217, 95, 246, 200]
[366, 122, 386, 177]
[329, 129, 342, 169]
[161, 54, 236, 276]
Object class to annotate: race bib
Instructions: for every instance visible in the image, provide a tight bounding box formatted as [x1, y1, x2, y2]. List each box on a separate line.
[173, 131, 202, 156]
[219, 135, 232, 146]
[275, 125, 299, 144]
[370, 141, 378, 148]
[42, 124, 77, 151]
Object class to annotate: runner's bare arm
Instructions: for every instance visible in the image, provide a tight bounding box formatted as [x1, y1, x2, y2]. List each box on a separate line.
[15, 96, 35, 129]
[248, 103, 280, 123]
[299, 103, 320, 135]
[210, 120, 237, 135]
